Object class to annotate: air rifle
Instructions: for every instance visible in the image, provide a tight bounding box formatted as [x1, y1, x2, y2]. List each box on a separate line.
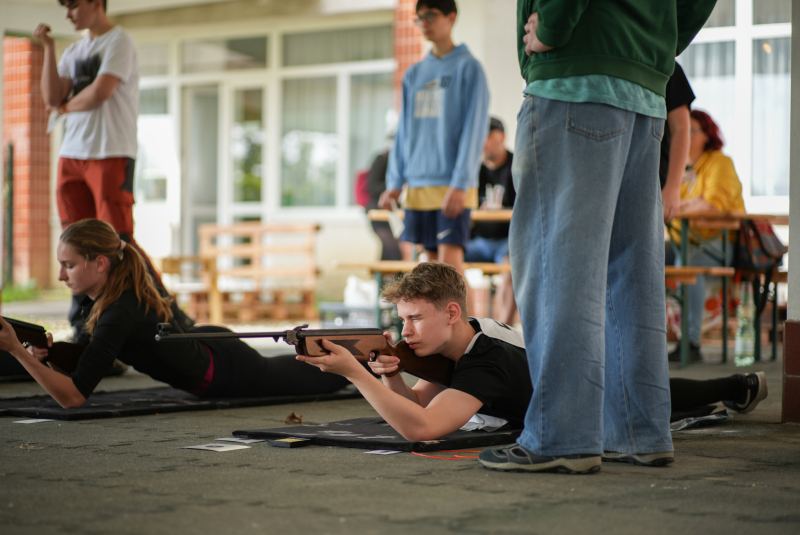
[1, 316, 86, 374]
[155, 323, 455, 388]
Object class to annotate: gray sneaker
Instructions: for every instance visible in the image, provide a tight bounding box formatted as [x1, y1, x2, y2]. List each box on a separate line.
[602, 451, 674, 467]
[479, 443, 601, 474]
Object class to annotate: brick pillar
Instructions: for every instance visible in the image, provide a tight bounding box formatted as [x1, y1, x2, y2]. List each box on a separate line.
[783, 321, 800, 422]
[394, 0, 426, 106]
[2, 37, 51, 287]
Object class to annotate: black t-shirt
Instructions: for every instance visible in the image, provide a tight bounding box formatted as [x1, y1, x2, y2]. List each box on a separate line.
[70, 291, 210, 398]
[473, 152, 515, 240]
[448, 317, 531, 428]
[659, 62, 695, 189]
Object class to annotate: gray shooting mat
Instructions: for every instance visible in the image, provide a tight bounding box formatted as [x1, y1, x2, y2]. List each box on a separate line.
[234, 417, 521, 452]
[0, 386, 361, 421]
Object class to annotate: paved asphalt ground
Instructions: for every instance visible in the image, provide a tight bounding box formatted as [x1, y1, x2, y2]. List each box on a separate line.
[1, 299, 799, 535]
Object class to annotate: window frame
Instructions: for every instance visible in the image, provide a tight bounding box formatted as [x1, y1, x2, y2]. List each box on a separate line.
[132, 13, 396, 229]
[685, 0, 791, 214]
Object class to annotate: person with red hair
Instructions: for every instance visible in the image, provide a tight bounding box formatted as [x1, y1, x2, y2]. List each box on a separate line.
[666, 109, 745, 362]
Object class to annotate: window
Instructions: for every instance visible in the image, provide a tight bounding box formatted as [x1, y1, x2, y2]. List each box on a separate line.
[349, 73, 394, 204]
[705, 0, 736, 27]
[283, 26, 393, 66]
[136, 88, 171, 201]
[139, 43, 169, 76]
[182, 85, 219, 251]
[281, 78, 338, 207]
[679, 42, 736, 156]
[754, 0, 791, 24]
[182, 37, 267, 73]
[232, 89, 264, 203]
[751, 38, 790, 196]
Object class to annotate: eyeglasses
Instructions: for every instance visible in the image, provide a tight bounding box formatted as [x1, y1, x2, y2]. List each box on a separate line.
[413, 12, 441, 26]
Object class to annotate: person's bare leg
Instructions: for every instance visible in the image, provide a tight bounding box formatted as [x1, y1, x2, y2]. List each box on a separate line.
[497, 262, 518, 325]
[437, 243, 464, 273]
[438, 243, 475, 314]
[400, 241, 415, 261]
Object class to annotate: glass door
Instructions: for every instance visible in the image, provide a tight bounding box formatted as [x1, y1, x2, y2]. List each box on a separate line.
[181, 84, 220, 254]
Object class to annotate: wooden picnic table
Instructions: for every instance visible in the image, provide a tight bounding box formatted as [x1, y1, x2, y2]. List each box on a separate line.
[669, 211, 789, 365]
[367, 209, 513, 223]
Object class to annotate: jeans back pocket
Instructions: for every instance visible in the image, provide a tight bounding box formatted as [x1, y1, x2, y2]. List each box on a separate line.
[566, 102, 628, 141]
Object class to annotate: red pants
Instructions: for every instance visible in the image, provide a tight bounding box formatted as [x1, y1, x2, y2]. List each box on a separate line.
[57, 157, 137, 239]
[57, 157, 163, 287]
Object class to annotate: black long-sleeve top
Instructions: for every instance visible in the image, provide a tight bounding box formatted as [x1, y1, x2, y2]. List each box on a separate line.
[70, 291, 208, 398]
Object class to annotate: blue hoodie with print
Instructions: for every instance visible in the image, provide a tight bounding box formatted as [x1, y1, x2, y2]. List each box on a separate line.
[387, 44, 490, 209]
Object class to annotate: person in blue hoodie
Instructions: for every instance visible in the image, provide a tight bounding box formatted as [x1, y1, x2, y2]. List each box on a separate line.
[379, 0, 490, 273]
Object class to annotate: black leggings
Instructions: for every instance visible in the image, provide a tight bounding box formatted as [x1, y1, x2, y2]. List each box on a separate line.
[194, 326, 351, 398]
[670, 376, 744, 412]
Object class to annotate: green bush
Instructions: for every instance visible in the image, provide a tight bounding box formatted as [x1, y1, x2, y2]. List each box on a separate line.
[0, 281, 40, 303]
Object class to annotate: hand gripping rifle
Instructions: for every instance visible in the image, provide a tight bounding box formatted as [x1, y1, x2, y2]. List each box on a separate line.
[1, 316, 86, 374]
[155, 323, 454, 388]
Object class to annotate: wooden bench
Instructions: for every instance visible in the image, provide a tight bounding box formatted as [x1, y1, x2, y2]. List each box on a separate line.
[334, 260, 510, 274]
[332, 260, 512, 327]
[164, 223, 320, 323]
[159, 255, 223, 324]
[664, 265, 735, 285]
[664, 266, 736, 366]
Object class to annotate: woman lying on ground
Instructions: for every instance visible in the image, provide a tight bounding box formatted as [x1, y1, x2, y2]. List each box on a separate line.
[0, 219, 348, 408]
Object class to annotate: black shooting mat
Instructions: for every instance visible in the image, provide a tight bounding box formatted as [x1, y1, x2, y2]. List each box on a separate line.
[0, 386, 361, 421]
[234, 417, 522, 452]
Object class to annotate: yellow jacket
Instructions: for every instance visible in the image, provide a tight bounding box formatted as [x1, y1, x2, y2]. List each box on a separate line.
[671, 150, 745, 243]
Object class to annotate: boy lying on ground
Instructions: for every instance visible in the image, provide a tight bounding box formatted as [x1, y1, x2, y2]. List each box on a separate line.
[298, 262, 768, 468]
[298, 262, 530, 441]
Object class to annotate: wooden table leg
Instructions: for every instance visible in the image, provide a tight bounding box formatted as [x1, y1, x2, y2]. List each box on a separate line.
[680, 219, 690, 367]
[721, 230, 728, 363]
[373, 271, 384, 330]
[772, 281, 779, 361]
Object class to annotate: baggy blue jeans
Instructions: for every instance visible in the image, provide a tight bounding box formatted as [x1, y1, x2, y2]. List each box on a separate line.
[510, 96, 673, 455]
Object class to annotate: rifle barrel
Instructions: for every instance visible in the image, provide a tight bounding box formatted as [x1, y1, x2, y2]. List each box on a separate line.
[155, 331, 289, 342]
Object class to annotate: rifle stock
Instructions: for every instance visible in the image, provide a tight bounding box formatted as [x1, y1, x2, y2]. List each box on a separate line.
[2, 316, 85, 374]
[296, 331, 454, 387]
[156, 324, 455, 388]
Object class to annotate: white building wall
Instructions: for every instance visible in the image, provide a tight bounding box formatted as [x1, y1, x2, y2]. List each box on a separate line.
[453, 0, 523, 151]
[788, 0, 799, 320]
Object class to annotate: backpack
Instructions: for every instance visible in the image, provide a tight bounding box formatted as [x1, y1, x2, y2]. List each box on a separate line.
[735, 219, 787, 271]
[735, 219, 788, 315]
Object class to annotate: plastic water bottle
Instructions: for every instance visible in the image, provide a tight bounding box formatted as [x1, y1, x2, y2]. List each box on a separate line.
[735, 283, 756, 367]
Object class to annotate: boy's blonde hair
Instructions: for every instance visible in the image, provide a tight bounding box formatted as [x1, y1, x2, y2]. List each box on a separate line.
[380, 262, 468, 319]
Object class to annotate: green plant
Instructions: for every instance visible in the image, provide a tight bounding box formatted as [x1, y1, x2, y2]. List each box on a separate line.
[0, 280, 40, 303]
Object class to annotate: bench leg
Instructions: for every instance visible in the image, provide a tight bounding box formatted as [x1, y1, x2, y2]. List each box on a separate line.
[772, 281, 779, 361]
[374, 271, 384, 330]
[753, 278, 763, 362]
[239, 292, 258, 323]
[680, 284, 690, 368]
[721, 275, 728, 364]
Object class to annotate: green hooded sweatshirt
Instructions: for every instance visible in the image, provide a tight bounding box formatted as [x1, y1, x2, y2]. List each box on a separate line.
[517, 0, 718, 98]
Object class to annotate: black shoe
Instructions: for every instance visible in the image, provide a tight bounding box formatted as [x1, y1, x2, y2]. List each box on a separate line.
[723, 372, 768, 413]
[478, 443, 601, 474]
[668, 342, 702, 363]
[602, 451, 674, 467]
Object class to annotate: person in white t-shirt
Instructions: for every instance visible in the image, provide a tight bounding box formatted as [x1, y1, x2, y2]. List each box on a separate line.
[34, 0, 192, 340]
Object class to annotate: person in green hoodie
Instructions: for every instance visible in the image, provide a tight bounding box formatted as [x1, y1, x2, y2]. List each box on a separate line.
[478, 1, 718, 475]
